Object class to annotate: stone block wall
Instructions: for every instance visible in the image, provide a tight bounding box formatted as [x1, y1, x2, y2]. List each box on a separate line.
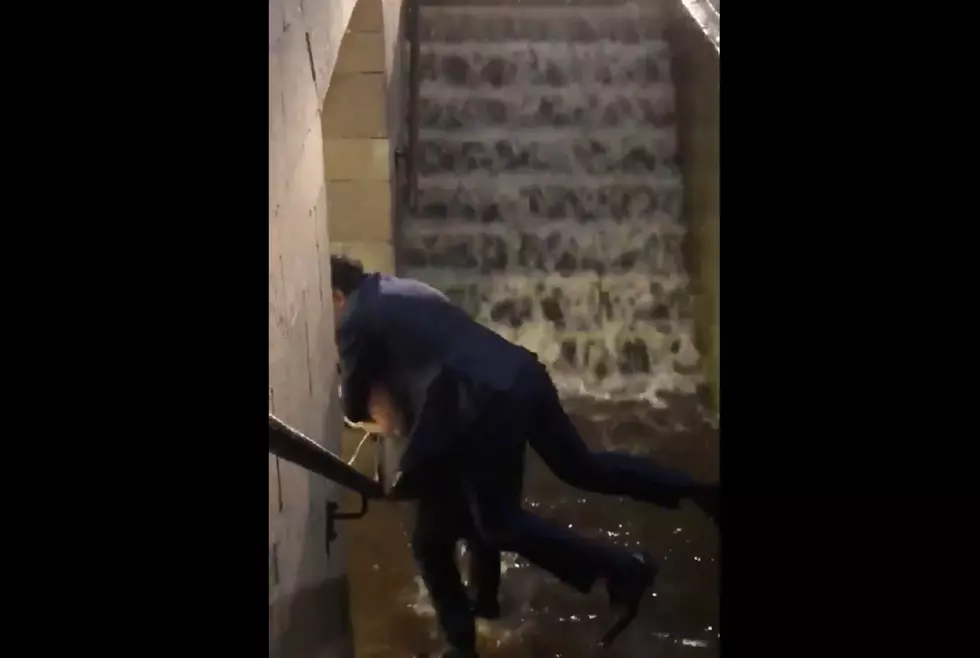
[269, 1, 403, 656]
[323, 1, 394, 273]
[324, 0, 408, 274]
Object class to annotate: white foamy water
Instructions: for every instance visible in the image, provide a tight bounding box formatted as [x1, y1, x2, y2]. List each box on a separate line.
[403, 1, 704, 403]
[404, 548, 537, 647]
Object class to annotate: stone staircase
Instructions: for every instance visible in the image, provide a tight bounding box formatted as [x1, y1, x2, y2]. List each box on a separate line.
[400, 0, 702, 401]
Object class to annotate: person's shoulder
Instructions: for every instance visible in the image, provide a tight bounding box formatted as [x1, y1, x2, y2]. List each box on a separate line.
[377, 274, 449, 303]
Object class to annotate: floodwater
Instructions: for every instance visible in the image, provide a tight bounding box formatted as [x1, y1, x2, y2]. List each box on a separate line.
[345, 396, 719, 658]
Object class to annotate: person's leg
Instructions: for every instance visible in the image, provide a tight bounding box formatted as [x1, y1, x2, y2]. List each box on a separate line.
[456, 422, 657, 646]
[412, 495, 478, 657]
[515, 361, 717, 514]
[465, 480, 649, 596]
[463, 538, 502, 619]
[460, 396, 635, 588]
[461, 458, 657, 647]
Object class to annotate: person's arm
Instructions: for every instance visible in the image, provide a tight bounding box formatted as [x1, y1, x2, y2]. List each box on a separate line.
[396, 368, 461, 475]
[337, 301, 381, 424]
[367, 384, 407, 436]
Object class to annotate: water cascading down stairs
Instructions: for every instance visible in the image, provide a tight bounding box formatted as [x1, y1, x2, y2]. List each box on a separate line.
[400, 0, 705, 402]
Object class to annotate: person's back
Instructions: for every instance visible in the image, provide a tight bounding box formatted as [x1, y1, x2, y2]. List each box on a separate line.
[336, 270, 532, 433]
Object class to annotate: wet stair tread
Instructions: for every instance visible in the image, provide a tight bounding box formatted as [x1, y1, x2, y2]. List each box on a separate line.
[402, 218, 687, 235]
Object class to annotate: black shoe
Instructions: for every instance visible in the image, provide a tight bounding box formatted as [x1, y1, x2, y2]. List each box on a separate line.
[691, 484, 719, 524]
[601, 551, 658, 648]
[471, 598, 501, 620]
[416, 650, 479, 658]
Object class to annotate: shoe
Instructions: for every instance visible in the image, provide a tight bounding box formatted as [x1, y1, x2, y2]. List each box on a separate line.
[600, 551, 658, 648]
[415, 650, 479, 658]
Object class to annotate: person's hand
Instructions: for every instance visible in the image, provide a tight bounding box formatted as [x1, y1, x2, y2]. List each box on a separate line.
[366, 384, 404, 437]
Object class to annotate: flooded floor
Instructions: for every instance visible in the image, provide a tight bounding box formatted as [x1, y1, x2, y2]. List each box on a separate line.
[345, 396, 719, 658]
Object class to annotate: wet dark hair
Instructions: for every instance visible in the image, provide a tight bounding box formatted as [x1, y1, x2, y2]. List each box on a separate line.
[330, 255, 368, 296]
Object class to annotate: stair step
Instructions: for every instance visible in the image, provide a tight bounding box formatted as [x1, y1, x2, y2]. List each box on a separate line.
[418, 42, 672, 88]
[400, 221, 687, 275]
[403, 218, 686, 237]
[417, 172, 680, 189]
[420, 0, 661, 8]
[417, 85, 674, 130]
[417, 83, 672, 101]
[414, 174, 682, 224]
[416, 129, 677, 177]
[420, 4, 667, 43]
[420, 41, 668, 57]
[400, 226, 687, 274]
[400, 231, 684, 276]
[396, 269, 694, 336]
[417, 126, 674, 138]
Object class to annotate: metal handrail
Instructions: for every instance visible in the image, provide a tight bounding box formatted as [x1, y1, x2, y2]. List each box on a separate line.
[269, 413, 385, 500]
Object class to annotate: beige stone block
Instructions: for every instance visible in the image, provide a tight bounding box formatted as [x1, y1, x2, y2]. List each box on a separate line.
[321, 73, 387, 138]
[335, 31, 386, 74]
[384, 75, 402, 142]
[381, 0, 402, 75]
[330, 241, 395, 274]
[327, 181, 392, 241]
[323, 138, 389, 181]
[302, 0, 353, 102]
[349, 0, 384, 32]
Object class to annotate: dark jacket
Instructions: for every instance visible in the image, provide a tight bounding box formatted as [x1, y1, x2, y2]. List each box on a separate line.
[337, 273, 533, 470]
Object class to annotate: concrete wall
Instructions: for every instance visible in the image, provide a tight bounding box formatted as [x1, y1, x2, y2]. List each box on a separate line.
[669, 8, 719, 412]
[269, 1, 403, 656]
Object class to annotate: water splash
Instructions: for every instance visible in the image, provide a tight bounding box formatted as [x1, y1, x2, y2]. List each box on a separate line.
[403, 547, 538, 647]
[403, 2, 703, 402]
[349, 397, 720, 658]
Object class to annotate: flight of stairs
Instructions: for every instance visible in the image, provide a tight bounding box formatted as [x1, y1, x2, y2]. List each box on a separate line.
[400, 0, 702, 399]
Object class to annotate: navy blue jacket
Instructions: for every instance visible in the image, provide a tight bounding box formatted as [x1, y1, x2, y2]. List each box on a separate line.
[337, 273, 533, 470]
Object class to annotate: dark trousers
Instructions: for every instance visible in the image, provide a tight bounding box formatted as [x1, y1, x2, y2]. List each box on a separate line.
[409, 359, 705, 652]
[518, 361, 705, 507]
[412, 480, 501, 653]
